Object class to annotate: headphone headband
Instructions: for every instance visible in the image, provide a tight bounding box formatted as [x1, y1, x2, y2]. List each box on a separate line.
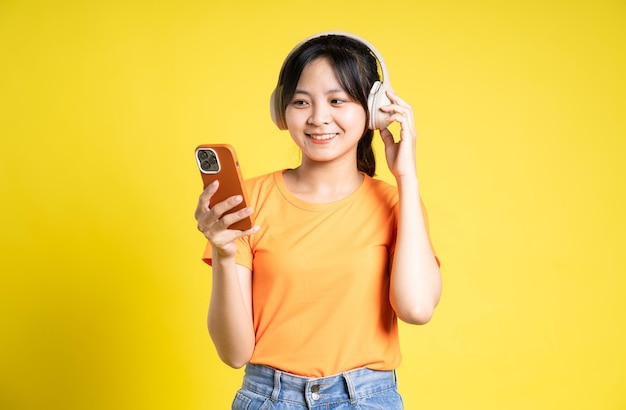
[282, 31, 391, 87]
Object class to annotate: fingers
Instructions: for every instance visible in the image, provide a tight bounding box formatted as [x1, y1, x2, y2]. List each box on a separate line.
[195, 180, 257, 237]
[383, 91, 412, 119]
[216, 202, 252, 230]
[194, 180, 219, 220]
[197, 197, 252, 233]
[387, 90, 410, 108]
[210, 195, 244, 226]
[381, 90, 416, 137]
[379, 127, 395, 147]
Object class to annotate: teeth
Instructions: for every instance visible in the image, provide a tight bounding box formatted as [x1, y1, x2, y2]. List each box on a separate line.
[308, 133, 337, 140]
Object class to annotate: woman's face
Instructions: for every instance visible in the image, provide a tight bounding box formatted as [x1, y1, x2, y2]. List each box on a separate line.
[285, 57, 367, 167]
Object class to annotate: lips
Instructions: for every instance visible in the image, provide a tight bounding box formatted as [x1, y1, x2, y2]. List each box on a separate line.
[306, 133, 338, 141]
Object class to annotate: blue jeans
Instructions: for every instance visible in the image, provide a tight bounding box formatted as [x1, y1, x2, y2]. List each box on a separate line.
[232, 363, 404, 409]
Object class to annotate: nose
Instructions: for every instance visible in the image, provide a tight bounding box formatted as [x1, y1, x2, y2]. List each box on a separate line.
[308, 103, 331, 125]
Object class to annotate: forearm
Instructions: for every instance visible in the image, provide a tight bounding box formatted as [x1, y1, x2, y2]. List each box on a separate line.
[207, 252, 255, 368]
[390, 176, 442, 325]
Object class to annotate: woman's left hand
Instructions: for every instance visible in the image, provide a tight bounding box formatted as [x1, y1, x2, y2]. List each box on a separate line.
[379, 90, 417, 178]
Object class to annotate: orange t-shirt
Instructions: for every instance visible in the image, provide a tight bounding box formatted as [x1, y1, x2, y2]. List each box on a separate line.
[204, 170, 401, 377]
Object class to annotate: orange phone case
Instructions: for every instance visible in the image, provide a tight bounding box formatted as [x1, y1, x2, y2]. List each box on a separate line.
[195, 144, 253, 231]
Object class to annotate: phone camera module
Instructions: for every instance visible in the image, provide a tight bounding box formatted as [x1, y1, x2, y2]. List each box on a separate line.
[198, 149, 219, 173]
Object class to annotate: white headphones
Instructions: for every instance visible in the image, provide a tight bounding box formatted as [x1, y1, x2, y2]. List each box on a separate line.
[270, 31, 393, 131]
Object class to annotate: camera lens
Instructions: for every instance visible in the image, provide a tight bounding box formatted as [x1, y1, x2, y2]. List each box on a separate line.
[198, 149, 219, 172]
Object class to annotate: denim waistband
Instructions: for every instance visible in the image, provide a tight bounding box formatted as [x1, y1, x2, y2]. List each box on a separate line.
[241, 363, 398, 407]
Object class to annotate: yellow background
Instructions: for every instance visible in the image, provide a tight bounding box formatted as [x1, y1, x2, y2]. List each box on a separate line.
[1, 0, 624, 408]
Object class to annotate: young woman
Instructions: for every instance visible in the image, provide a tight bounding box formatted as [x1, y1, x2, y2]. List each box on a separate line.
[195, 32, 441, 409]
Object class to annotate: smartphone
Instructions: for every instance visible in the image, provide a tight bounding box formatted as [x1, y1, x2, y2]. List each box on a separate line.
[194, 144, 253, 231]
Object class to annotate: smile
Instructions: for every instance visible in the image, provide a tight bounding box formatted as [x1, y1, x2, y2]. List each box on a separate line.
[307, 133, 338, 141]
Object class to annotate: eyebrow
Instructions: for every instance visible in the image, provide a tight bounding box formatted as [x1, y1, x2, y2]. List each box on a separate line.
[293, 88, 348, 96]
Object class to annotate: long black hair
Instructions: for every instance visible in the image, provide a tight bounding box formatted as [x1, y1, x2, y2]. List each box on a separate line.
[274, 34, 380, 177]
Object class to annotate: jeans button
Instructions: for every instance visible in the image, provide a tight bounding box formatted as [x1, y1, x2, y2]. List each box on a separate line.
[311, 384, 320, 400]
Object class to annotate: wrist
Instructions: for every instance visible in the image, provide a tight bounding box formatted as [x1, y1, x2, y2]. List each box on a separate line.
[395, 173, 419, 189]
[212, 249, 237, 266]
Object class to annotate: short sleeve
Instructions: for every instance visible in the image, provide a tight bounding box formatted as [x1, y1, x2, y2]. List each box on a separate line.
[201, 235, 253, 269]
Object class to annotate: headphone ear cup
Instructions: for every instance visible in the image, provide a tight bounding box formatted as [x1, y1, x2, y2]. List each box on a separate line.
[269, 87, 287, 130]
[367, 81, 392, 130]
[269, 88, 279, 128]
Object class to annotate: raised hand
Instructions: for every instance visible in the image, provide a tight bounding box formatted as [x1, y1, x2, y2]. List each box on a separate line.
[379, 90, 418, 179]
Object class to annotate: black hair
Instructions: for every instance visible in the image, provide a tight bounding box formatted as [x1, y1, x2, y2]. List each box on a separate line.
[275, 34, 380, 177]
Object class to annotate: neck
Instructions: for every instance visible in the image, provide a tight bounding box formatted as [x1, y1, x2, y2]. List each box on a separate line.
[284, 161, 364, 203]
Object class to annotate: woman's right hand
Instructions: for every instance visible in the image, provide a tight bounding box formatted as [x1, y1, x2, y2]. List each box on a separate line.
[194, 180, 258, 259]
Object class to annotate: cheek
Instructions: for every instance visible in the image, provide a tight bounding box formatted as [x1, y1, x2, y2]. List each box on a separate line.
[284, 107, 301, 128]
[344, 107, 368, 130]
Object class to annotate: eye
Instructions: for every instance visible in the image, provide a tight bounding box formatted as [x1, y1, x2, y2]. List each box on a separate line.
[291, 99, 308, 107]
[330, 92, 353, 105]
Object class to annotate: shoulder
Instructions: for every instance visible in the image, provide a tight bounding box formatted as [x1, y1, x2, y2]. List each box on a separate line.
[243, 170, 285, 204]
[368, 176, 397, 192]
[244, 170, 281, 189]
[366, 176, 399, 204]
